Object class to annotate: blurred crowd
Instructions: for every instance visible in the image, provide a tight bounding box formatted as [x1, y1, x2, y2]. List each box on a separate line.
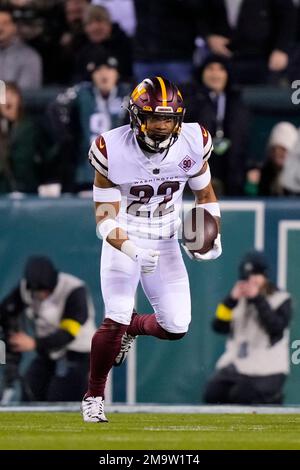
[0, 0, 300, 195]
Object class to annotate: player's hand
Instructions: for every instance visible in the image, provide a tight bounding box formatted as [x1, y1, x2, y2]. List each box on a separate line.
[136, 248, 160, 274]
[181, 243, 195, 260]
[193, 234, 222, 261]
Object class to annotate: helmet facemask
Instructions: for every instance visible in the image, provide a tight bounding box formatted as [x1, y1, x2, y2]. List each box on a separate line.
[128, 76, 186, 153]
[129, 102, 185, 153]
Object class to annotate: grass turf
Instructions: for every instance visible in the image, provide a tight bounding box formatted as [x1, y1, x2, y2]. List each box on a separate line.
[0, 412, 300, 450]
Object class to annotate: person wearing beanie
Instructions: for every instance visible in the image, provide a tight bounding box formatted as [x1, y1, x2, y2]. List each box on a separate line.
[0, 256, 96, 402]
[184, 54, 250, 196]
[203, 250, 292, 405]
[48, 53, 131, 191]
[73, 4, 133, 83]
[245, 121, 298, 196]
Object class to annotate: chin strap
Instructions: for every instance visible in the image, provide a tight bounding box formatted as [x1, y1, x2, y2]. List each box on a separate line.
[133, 113, 181, 153]
[144, 133, 172, 151]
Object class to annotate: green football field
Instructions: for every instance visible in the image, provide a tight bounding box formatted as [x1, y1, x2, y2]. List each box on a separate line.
[0, 412, 300, 450]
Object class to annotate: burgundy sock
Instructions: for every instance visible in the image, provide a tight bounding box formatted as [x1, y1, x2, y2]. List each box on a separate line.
[86, 318, 127, 398]
[127, 313, 171, 339]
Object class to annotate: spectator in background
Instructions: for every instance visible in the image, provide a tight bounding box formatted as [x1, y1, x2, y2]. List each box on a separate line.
[245, 122, 298, 196]
[281, 127, 300, 195]
[133, 0, 202, 84]
[60, 0, 89, 48]
[6, 0, 58, 6]
[0, 82, 41, 193]
[203, 251, 292, 405]
[63, 0, 89, 37]
[48, 54, 130, 191]
[10, 0, 68, 85]
[92, 0, 136, 37]
[288, 0, 300, 83]
[0, 7, 42, 89]
[73, 4, 133, 83]
[56, 0, 90, 85]
[200, 0, 296, 85]
[0, 256, 96, 402]
[184, 55, 249, 196]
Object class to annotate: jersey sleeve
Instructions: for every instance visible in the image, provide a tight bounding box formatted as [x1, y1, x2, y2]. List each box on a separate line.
[200, 125, 213, 162]
[88, 135, 108, 177]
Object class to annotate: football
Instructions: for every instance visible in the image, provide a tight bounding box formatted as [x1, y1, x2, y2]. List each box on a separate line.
[183, 206, 218, 254]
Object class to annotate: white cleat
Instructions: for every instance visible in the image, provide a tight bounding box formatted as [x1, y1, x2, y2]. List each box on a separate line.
[114, 332, 136, 366]
[81, 396, 108, 423]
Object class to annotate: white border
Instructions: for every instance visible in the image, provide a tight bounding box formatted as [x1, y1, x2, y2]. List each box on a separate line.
[278, 220, 300, 289]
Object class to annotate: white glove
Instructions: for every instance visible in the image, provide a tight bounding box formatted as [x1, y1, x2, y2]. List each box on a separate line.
[136, 248, 160, 273]
[181, 243, 195, 260]
[182, 234, 222, 261]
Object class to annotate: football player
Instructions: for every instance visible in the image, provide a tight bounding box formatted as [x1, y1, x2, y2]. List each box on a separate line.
[81, 76, 222, 422]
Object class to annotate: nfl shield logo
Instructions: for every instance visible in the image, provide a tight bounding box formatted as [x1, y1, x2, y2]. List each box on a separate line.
[179, 155, 196, 172]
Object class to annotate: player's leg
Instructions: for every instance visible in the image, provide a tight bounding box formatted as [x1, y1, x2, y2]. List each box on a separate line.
[127, 239, 191, 339]
[82, 241, 140, 422]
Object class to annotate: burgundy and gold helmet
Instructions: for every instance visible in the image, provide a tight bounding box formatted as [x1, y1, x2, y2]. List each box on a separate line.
[128, 76, 186, 152]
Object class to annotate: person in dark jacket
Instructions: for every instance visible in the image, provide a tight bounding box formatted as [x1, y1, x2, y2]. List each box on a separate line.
[133, 0, 202, 84]
[184, 55, 250, 195]
[203, 251, 292, 405]
[0, 7, 42, 89]
[48, 54, 130, 191]
[200, 0, 296, 84]
[73, 4, 133, 83]
[0, 82, 41, 193]
[0, 256, 96, 402]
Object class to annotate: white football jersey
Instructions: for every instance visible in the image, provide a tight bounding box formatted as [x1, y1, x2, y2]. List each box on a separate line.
[89, 123, 212, 239]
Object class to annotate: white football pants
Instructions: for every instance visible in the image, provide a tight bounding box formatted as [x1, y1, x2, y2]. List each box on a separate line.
[100, 238, 191, 333]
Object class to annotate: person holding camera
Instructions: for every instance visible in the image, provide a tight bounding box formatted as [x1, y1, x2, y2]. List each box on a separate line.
[0, 256, 96, 402]
[203, 251, 292, 405]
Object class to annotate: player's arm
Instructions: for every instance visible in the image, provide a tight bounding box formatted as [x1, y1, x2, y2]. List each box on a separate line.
[188, 125, 220, 227]
[184, 126, 222, 261]
[94, 169, 128, 251]
[184, 164, 222, 261]
[90, 136, 159, 273]
[190, 161, 221, 232]
[88, 135, 128, 250]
